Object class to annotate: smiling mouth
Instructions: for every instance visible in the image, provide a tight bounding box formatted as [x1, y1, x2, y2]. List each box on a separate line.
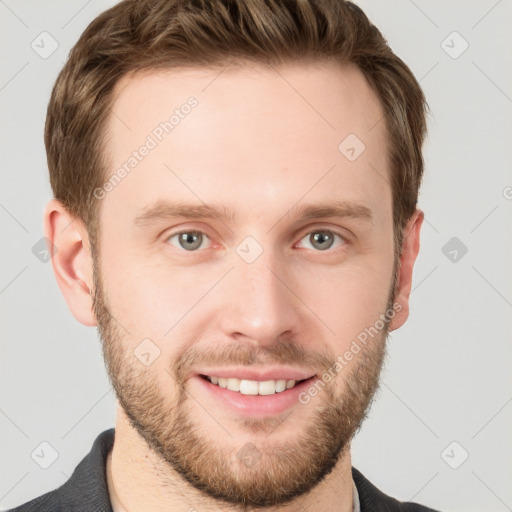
[199, 375, 313, 395]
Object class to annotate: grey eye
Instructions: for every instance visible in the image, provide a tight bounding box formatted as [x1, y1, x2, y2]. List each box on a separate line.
[298, 230, 345, 251]
[310, 231, 335, 250]
[167, 231, 208, 251]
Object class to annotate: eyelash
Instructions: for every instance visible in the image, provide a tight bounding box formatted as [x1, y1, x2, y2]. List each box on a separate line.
[165, 227, 348, 253]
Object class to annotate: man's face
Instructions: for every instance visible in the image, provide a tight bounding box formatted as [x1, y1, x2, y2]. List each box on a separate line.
[93, 62, 396, 507]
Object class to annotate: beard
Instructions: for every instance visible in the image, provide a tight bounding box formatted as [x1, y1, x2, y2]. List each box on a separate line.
[92, 253, 394, 510]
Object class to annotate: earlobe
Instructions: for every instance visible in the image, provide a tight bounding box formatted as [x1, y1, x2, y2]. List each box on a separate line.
[44, 199, 97, 326]
[388, 209, 424, 332]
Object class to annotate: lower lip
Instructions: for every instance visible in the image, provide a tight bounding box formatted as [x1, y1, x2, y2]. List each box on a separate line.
[192, 375, 317, 416]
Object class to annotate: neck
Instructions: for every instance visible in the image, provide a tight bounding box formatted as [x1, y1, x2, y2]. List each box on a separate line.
[107, 405, 354, 512]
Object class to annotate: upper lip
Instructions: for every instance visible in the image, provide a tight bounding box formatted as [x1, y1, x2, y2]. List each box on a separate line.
[190, 366, 317, 382]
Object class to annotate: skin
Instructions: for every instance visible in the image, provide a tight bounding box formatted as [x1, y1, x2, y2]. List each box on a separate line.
[45, 61, 423, 512]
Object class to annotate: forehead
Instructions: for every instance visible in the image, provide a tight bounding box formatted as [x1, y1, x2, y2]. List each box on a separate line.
[101, 61, 391, 229]
[109, 61, 386, 149]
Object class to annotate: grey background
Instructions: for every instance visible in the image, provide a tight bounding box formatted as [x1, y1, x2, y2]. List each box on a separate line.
[1, 1, 511, 510]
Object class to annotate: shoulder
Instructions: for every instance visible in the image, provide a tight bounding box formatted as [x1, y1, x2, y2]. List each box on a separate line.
[352, 467, 442, 512]
[7, 429, 115, 512]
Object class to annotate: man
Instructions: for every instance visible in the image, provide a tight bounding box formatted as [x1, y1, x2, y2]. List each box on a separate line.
[10, 0, 439, 510]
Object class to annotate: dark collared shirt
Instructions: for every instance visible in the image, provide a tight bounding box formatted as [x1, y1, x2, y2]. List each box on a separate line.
[8, 429, 441, 511]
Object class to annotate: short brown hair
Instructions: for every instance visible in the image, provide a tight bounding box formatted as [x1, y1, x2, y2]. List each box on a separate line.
[45, 0, 428, 255]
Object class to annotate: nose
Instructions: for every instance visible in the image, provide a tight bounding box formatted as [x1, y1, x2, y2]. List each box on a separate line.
[218, 247, 303, 348]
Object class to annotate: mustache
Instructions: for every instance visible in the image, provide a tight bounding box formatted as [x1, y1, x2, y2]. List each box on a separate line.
[172, 338, 335, 383]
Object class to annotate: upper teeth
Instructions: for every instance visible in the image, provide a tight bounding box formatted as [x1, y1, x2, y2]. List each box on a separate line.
[208, 376, 298, 395]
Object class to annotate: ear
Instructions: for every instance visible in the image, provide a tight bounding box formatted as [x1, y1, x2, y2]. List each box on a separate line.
[44, 199, 97, 326]
[388, 209, 424, 331]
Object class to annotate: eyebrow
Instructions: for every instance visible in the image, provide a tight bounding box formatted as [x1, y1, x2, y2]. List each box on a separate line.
[133, 199, 373, 226]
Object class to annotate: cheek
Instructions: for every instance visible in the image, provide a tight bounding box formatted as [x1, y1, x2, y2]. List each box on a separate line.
[99, 248, 215, 344]
[297, 255, 394, 348]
